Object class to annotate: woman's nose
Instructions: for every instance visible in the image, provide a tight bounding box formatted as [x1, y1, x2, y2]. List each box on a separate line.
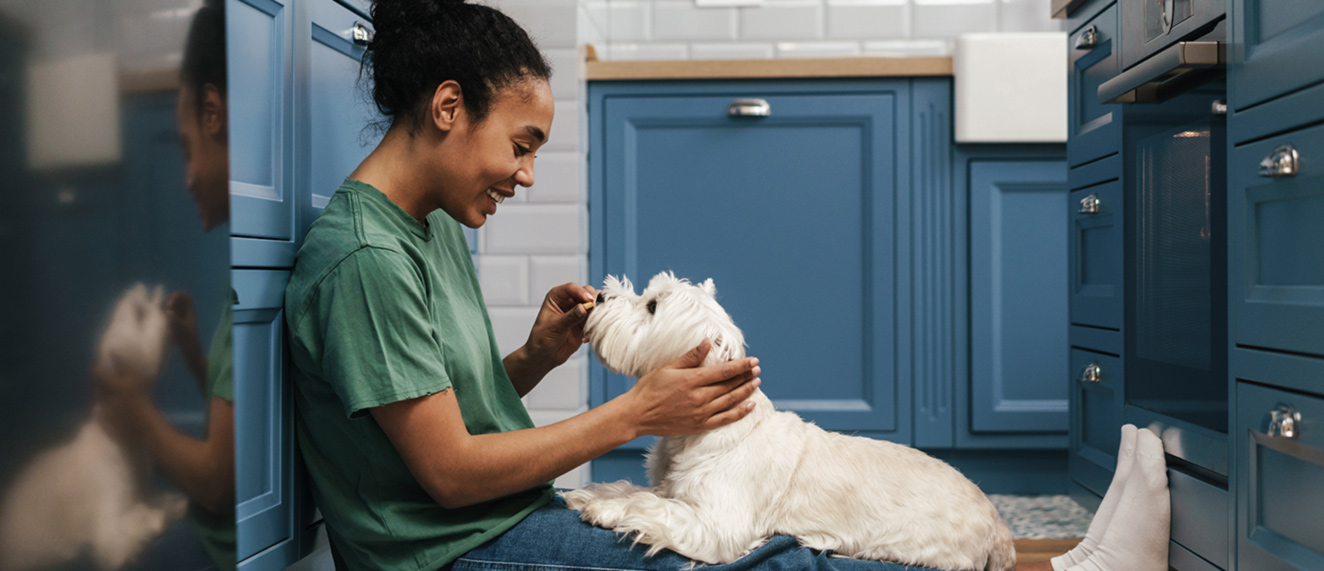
[515, 164, 535, 189]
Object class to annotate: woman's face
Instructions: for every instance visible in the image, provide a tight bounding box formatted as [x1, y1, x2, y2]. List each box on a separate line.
[176, 84, 230, 231]
[437, 78, 554, 228]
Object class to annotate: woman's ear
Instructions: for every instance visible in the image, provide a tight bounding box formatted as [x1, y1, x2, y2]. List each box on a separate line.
[431, 80, 463, 132]
[201, 83, 227, 141]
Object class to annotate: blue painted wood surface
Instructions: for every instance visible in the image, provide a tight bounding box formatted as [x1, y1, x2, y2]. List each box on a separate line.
[297, 0, 380, 240]
[1068, 347, 1123, 498]
[1235, 380, 1324, 571]
[969, 160, 1069, 434]
[1231, 0, 1324, 110]
[588, 80, 908, 446]
[908, 79, 957, 449]
[1228, 123, 1324, 359]
[228, 0, 296, 244]
[233, 269, 294, 564]
[1067, 3, 1121, 168]
[1068, 170, 1123, 330]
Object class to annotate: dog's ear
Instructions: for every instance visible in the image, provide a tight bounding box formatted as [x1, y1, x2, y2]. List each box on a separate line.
[700, 278, 716, 296]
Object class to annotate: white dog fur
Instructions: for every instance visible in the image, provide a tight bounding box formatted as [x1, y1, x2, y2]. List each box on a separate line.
[0, 284, 187, 571]
[563, 273, 1015, 571]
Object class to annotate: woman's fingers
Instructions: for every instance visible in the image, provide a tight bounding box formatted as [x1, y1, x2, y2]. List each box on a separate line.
[702, 374, 761, 418]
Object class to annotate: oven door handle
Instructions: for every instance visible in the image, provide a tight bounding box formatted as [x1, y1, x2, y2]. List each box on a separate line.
[1098, 41, 1225, 104]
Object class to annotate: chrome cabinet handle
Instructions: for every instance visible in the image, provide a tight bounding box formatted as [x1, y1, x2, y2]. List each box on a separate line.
[1259, 145, 1300, 178]
[1075, 25, 1100, 50]
[1268, 405, 1302, 439]
[352, 21, 373, 46]
[1078, 193, 1101, 214]
[727, 99, 771, 118]
[1080, 362, 1102, 383]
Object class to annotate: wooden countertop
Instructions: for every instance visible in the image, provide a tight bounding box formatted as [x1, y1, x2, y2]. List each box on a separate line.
[585, 53, 953, 81]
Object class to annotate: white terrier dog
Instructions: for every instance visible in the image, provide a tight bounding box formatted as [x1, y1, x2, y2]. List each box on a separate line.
[563, 272, 1016, 571]
[0, 284, 187, 571]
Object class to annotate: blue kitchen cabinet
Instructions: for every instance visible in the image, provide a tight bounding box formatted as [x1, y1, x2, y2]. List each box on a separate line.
[228, 0, 297, 254]
[1067, 156, 1123, 330]
[968, 160, 1070, 435]
[1228, 122, 1324, 359]
[1067, 3, 1122, 168]
[588, 79, 907, 446]
[297, 0, 380, 239]
[233, 269, 302, 570]
[1234, 373, 1324, 571]
[1067, 347, 1124, 499]
[1230, 0, 1324, 110]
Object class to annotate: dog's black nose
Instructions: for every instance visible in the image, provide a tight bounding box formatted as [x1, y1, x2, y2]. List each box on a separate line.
[595, 292, 605, 305]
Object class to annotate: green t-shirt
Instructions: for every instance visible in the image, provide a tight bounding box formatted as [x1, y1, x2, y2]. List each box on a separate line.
[285, 179, 551, 571]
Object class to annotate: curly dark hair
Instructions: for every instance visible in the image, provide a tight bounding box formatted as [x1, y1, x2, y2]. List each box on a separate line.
[366, 0, 552, 134]
[181, 0, 226, 119]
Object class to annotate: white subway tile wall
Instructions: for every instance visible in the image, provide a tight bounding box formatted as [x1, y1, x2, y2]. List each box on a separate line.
[584, 0, 1059, 60]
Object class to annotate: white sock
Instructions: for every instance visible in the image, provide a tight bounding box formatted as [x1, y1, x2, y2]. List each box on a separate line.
[1066, 428, 1170, 571]
[1051, 424, 1139, 571]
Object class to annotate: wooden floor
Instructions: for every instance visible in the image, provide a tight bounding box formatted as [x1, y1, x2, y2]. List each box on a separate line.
[1014, 538, 1082, 564]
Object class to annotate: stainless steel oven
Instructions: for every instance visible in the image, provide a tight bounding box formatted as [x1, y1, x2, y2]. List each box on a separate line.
[1121, 0, 1227, 70]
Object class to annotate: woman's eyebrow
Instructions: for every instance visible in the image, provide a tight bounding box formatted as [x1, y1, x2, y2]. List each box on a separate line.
[524, 125, 546, 143]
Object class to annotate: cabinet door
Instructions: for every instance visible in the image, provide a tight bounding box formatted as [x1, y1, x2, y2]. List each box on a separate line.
[233, 269, 300, 569]
[1069, 347, 1124, 497]
[969, 160, 1069, 434]
[590, 82, 906, 440]
[228, 0, 295, 243]
[1229, 123, 1324, 358]
[1069, 180, 1123, 329]
[1068, 4, 1121, 167]
[1236, 379, 1324, 571]
[1231, 0, 1324, 110]
[298, 0, 382, 240]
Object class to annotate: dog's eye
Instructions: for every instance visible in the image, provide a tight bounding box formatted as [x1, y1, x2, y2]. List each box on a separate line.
[647, 299, 657, 315]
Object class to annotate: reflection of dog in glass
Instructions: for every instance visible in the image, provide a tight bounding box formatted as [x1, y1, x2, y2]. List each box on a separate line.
[564, 272, 1016, 571]
[0, 285, 187, 571]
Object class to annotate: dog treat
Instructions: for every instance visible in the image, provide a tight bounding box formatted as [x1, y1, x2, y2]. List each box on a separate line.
[582, 301, 594, 311]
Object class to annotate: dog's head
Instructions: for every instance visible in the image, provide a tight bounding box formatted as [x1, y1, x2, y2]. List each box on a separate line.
[585, 272, 745, 379]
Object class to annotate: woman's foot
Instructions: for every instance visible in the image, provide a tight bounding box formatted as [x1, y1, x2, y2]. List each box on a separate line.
[1050, 424, 1139, 571]
[1064, 428, 1170, 571]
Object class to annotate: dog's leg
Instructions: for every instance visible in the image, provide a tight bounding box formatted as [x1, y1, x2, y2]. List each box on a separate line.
[565, 484, 765, 565]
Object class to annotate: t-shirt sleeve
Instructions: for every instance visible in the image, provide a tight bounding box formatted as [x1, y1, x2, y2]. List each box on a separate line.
[314, 247, 452, 418]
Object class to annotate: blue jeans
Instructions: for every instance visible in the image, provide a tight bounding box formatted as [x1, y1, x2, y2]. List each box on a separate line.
[449, 495, 940, 571]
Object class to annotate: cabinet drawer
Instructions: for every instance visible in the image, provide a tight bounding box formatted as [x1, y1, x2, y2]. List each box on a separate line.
[1069, 180, 1123, 329]
[1068, 3, 1121, 167]
[1069, 348, 1124, 496]
[1231, 0, 1324, 110]
[1168, 469, 1229, 570]
[228, 0, 295, 242]
[1235, 381, 1324, 571]
[1229, 122, 1324, 358]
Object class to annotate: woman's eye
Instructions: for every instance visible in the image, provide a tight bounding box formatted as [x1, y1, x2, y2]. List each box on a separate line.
[515, 144, 532, 157]
[647, 300, 657, 314]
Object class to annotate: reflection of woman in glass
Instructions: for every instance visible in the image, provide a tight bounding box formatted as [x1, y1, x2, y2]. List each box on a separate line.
[96, 1, 236, 568]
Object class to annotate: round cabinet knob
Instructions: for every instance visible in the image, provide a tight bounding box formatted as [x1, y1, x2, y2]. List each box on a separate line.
[1268, 405, 1302, 439]
[1080, 362, 1103, 383]
[1078, 193, 1101, 214]
[1075, 25, 1099, 50]
[1259, 144, 1300, 178]
[352, 21, 373, 46]
[727, 99, 771, 118]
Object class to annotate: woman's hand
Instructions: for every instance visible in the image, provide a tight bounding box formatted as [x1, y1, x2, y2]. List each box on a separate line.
[504, 282, 598, 396]
[623, 339, 762, 438]
[524, 282, 598, 369]
[164, 290, 209, 390]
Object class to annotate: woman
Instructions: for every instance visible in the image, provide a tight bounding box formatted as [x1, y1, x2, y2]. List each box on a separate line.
[285, 2, 1168, 571]
[283, 1, 762, 569]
